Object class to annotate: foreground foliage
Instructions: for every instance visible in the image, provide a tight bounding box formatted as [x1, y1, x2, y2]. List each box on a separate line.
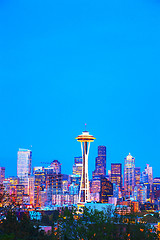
[0, 210, 50, 240]
[0, 207, 159, 240]
[57, 207, 159, 240]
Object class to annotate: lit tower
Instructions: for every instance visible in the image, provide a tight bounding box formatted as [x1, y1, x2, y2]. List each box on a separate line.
[76, 129, 96, 204]
[124, 153, 135, 197]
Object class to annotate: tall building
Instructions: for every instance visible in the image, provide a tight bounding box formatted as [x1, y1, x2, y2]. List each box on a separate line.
[17, 149, 32, 194]
[134, 184, 147, 204]
[0, 167, 5, 184]
[124, 153, 135, 197]
[97, 146, 106, 175]
[152, 177, 160, 203]
[134, 167, 141, 186]
[91, 176, 101, 193]
[62, 174, 69, 193]
[72, 157, 82, 176]
[141, 170, 148, 184]
[100, 177, 113, 203]
[34, 168, 45, 207]
[145, 164, 153, 185]
[74, 157, 82, 164]
[28, 176, 34, 206]
[46, 173, 63, 205]
[76, 130, 96, 204]
[141, 164, 153, 202]
[50, 160, 61, 174]
[42, 160, 63, 205]
[16, 184, 25, 205]
[92, 146, 106, 177]
[111, 163, 122, 190]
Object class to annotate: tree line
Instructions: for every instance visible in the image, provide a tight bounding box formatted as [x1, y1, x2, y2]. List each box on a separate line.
[0, 207, 159, 240]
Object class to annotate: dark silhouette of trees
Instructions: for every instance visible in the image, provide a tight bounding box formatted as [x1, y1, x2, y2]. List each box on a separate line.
[57, 206, 159, 240]
[0, 210, 50, 240]
[0, 207, 158, 239]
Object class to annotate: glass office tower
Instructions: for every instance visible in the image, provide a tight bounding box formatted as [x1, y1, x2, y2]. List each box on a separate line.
[17, 148, 32, 194]
[124, 153, 135, 197]
[0, 167, 5, 184]
[134, 167, 141, 186]
[111, 163, 122, 190]
[92, 146, 106, 177]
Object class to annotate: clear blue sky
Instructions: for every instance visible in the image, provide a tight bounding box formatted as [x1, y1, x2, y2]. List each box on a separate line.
[0, 0, 160, 178]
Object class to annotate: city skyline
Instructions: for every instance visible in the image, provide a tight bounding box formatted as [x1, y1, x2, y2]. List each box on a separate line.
[0, 0, 160, 178]
[0, 144, 158, 208]
[0, 140, 158, 179]
[0, 145, 156, 182]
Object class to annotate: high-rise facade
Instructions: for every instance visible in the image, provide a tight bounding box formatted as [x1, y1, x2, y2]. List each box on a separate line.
[50, 160, 61, 174]
[100, 177, 113, 203]
[34, 168, 45, 207]
[152, 177, 160, 203]
[0, 167, 5, 185]
[145, 164, 153, 185]
[28, 176, 35, 206]
[141, 170, 148, 184]
[96, 146, 106, 176]
[140, 164, 153, 202]
[74, 157, 82, 164]
[111, 163, 122, 190]
[124, 153, 135, 197]
[134, 184, 147, 204]
[46, 173, 63, 205]
[97, 146, 106, 175]
[91, 146, 106, 202]
[72, 157, 82, 176]
[16, 184, 25, 205]
[17, 148, 32, 194]
[92, 146, 106, 178]
[134, 167, 141, 186]
[91, 176, 101, 193]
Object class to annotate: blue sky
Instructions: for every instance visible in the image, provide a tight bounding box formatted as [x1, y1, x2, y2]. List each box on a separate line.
[0, 0, 160, 178]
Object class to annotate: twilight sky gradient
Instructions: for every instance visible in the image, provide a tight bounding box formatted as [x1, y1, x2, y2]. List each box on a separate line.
[0, 0, 160, 178]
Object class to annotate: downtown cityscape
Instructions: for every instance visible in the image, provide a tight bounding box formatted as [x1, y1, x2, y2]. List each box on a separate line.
[0, 129, 159, 214]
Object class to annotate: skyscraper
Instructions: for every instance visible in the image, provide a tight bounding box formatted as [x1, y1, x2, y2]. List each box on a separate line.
[43, 161, 63, 206]
[72, 157, 82, 176]
[97, 146, 106, 175]
[91, 146, 106, 202]
[145, 164, 153, 185]
[34, 168, 45, 207]
[0, 167, 5, 184]
[50, 160, 61, 174]
[100, 176, 113, 203]
[92, 146, 106, 177]
[74, 157, 82, 164]
[152, 177, 160, 203]
[124, 153, 135, 197]
[144, 164, 153, 201]
[134, 167, 141, 186]
[134, 184, 147, 204]
[46, 172, 63, 205]
[111, 163, 122, 190]
[17, 148, 32, 194]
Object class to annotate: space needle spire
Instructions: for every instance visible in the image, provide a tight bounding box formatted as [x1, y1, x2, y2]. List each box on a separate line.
[75, 126, 96, 204]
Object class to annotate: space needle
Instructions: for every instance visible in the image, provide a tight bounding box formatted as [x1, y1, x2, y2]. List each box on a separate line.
[76, 127, 96, 204]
